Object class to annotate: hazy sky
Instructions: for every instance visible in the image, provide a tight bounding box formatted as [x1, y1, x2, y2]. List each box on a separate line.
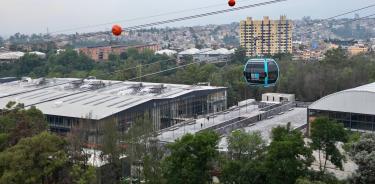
[1, 0, 374, 37]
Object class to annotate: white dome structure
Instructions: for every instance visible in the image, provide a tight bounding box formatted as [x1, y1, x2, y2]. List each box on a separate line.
[308, 82, 375, 133]
[155, 49, 177, 56]
[309, 83, 375, 115]
[178, 48, 201, 55]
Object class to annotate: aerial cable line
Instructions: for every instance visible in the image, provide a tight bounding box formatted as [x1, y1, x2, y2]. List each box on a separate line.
[98, 12, 375, 81]
[107, 13, 375, 77]
[126, 61, 202, 81]
[111, 11, 375, 81]
[50, 0, 255, 34]
[96, 48, 220, 79]
[47, 0, 287, 43]
[122, 0, 287, 31]
[324, 4, 375, 20]
[301, 13, 375, 36]
[2, 3, 375, 115]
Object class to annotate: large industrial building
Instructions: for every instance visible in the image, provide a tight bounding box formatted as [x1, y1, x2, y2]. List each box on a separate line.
[308, 83, 375, 133]
[240, 16, 293, 56]
[0, 78, 227, 143]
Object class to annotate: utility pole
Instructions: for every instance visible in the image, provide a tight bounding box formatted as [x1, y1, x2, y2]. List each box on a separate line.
[138, 64, 142, 82]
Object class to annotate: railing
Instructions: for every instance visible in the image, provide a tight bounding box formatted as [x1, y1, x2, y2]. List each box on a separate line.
[204, 102, 296, 135]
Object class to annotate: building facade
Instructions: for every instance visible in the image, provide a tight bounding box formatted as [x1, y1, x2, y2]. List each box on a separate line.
[240, 16, 293, 56]
[347, 44, 368, 56]
[0, 78, 227, 144]
[262, 93, 295, 103]
[308, 83, 375, 134]
[79, 44, 160, 61]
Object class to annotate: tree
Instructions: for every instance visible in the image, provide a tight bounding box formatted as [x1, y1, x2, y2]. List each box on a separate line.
[108, 53, 120, 62]
[162, 131, 219, 184]
[264, 123, 313, 184]
[123, 114, 158, 183]
[69, 164, 97, 184]
[296, 178, 326, 184]
[142, 139, 165, 184]
[220, 130, 267, 184]
[349, 133, 375, 184]
[323, 48, 347, 64]
[100, 120, 122, 183]
[0, 102, 47, 151]
[0, 132, 68, 184]
[0, 36, 4, 46]
[227, 130, 265, 160]
[231, 46, 247, 64]
[310, 118, 348, 174]
[120, 52, 128, 60]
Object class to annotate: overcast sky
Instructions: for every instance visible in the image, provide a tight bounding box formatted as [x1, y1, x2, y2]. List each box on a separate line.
[0, 0, 374, 37]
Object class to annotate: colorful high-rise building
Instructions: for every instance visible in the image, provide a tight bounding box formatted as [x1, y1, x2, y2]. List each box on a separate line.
[240, 16, 293, 56]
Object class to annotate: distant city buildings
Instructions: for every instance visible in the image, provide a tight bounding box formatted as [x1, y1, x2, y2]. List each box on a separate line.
[78, 44, 160, 61]
[240, 16, 293, 56]
[347, 43, 369, 56]
[0, 48, 46, 63]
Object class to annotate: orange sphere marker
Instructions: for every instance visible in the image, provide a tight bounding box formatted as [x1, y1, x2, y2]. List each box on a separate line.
[112, 25, 122, 36]
[228, 0, 236, 7]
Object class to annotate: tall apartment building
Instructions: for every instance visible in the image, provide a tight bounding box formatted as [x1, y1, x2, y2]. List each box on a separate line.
[240, 16, 293, 56]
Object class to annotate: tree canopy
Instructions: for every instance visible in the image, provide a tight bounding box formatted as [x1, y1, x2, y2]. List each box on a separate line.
[162, 131, 219, 184]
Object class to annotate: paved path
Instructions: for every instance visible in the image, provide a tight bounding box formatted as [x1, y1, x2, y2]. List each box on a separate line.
[158, 104, 260, 142]
[218, 108, 307, 151]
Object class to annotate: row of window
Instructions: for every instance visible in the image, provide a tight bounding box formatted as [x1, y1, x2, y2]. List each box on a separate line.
[309, 110, 375, 132]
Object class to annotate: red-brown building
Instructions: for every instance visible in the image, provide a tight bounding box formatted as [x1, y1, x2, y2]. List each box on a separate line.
[79, 44, 160, 61]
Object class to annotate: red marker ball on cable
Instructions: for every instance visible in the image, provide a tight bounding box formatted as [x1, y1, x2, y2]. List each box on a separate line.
[112, 25, 122, 36]
[228, 0, 236, 7]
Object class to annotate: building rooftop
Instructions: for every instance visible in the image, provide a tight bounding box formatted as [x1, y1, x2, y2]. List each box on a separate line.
[309, 82, 375, 115]
[155, 49, 177, 56]
[0, 51, 25, 60]
[178, 48, 234, 55]
[0, 78, 226, 120]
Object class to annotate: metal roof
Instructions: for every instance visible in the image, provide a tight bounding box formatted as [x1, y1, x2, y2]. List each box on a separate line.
[309, 82, 375, 115]
[178, 48, 234, 55]
[0, 78, 226, 120]
[0, 51, 25, 60]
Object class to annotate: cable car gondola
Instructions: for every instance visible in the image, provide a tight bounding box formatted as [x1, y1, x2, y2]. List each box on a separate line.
[243, 58, 279, 87]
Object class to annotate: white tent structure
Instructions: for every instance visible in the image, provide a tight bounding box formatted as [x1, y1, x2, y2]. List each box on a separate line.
[155, 49, 177, 56]
[308, 82, 375, 132]
[309, 83, 375, 115]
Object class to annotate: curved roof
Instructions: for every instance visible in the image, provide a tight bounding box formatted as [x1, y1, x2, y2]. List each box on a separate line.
[179, 48, 200, 55]
[155, 49, 177, 56]
[309, 83, 375, 115]
[0, 52, 24, 60]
